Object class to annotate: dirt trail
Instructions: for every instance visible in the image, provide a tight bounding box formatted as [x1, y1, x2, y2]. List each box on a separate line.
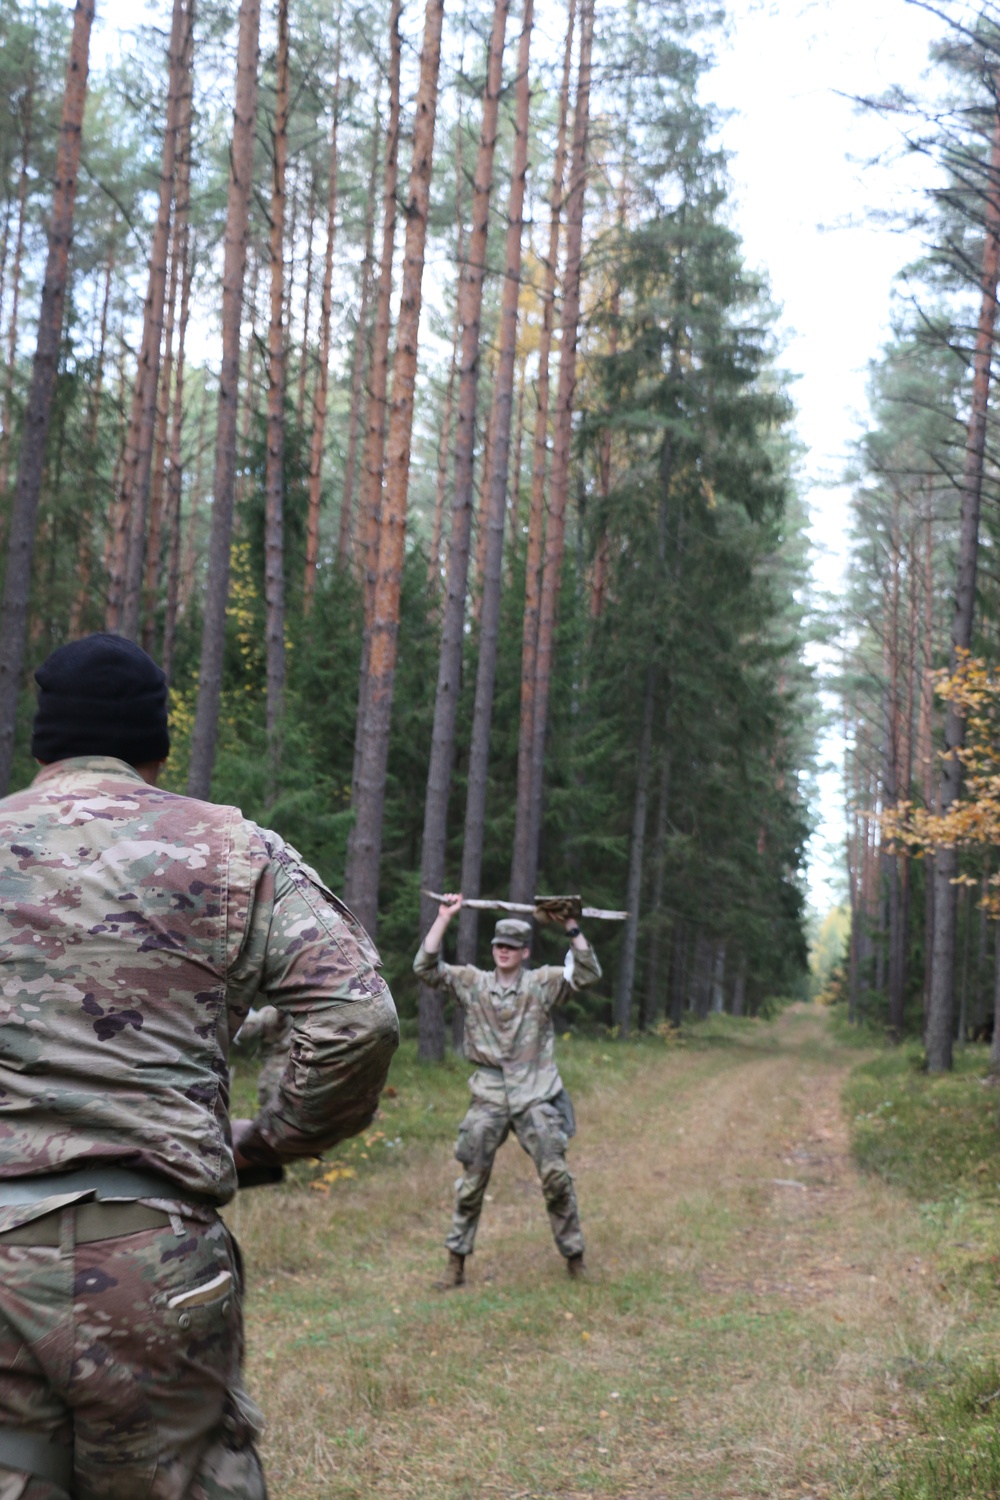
[243, 1006, 951, 1499]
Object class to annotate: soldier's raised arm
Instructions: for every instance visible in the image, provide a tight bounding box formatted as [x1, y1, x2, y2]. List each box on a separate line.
[413, 892, 463, 988]
[545, 915, 602, 1009]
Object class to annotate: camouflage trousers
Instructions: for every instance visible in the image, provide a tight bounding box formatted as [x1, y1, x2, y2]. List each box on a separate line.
[0, 1206, 266, 1500]
[446, 1095, 584, 1260]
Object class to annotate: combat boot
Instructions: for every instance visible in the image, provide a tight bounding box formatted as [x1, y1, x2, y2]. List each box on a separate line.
[566, 1253, 586, 1280]
[434, 1250, 466, 1290]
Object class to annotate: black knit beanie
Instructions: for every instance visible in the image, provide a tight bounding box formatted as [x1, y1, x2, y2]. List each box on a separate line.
[31, 633, 170, 767]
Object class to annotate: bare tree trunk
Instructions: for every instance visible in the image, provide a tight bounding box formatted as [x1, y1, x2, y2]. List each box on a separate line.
[351, 0, 402, 799]
[186, 0, 261, 799]
[160, 21, 196, 682]
[669, 921, 687, 1028]
[141, 14, 193, 661]
[303, 54, 341, 615]
[456, 0, 534, 971]
[70, 238, 115, 636]
[0, 63, 34, 499]
[642, 736, 670, 1028]
[115, 0, 191, 641]
[711, 941, 726, 1013]
[337, 116, 380, 570]
[615, 666, 654, 1034]
[509, 0, 576, 902]
[524, 0, 595, 889]
[417, 0, 509, 1060]
[179, 398, 209, 618]
[429, 111, 466, 594]
[295, 169, 317, 429]
[927, 113, 1000, 1072]
[0, 0, 94, 795]
[344, 0, 446, 939]
[161, 220, 193, 683]
[990, 923, 1000, 1075]
[264, 0, 290, 792]
[509, 350, 527, 535]
[731, 957, 746, 1018]
[234, 256, 259, 513]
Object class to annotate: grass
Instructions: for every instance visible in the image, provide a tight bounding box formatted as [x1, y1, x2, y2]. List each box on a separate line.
[224, 1007, 944, 1498]
[843, 1037, 1000, 1499]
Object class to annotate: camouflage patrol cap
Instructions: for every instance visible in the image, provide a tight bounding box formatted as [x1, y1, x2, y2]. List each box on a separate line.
[493, 918, 532, 949]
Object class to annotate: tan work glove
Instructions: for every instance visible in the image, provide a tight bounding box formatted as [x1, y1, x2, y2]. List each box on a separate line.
[533, 895, 583, 925]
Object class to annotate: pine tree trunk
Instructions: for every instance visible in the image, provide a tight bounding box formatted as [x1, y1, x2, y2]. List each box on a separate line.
[429, 112, 467, 594]
[669, 921, 687, 1028]
[161, 217, 192, 684]
[456, 0, 534, 970]
[160, 23, 196, 682]
[0, 64, 34, 499]
[428, 320, 459, 591]
[731, 957, 746, 1017]
[186, 0, 261, 799]
[920, 500, 936, 1024]
[179, 398, 209, 618]
[615, 665, 654, 1034]
[509, 0, 577, 902]
[989, 924, 1000, 1075]
[472, 379, 497, 610]
[344, 0, 446, 939]
[141, 69, 191, 661]
[295, 170, 317, 429]
[524, 0, 595, 888]
[264, 0, 290, 789]
[642, 735, 670, 1028]
[0, 0, 94, 795]
[418, 0, 509, 1061]
[303, 59, 340, 614]
[70, 239, 115, 635]
[351, 0, 402, 799]
[337, 117, 380, 570]
[115, 0, 190, 641]
[711, 941, 726, 1013]
[927, 114, 1000, 1072]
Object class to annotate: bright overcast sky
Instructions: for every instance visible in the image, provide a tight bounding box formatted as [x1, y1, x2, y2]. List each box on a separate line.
[709, 0, 943, 910]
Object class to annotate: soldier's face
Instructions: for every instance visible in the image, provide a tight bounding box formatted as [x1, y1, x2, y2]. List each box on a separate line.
[492, 943, 529, 975]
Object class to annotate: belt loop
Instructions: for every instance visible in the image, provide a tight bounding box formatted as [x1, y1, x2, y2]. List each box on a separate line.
[59, 1206, 74, 1260]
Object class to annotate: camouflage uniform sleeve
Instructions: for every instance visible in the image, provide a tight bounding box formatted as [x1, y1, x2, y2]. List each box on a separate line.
[412, 942, 470, 1007]
[231, 830, 399, 1167]
[537, 942, 603, 1012]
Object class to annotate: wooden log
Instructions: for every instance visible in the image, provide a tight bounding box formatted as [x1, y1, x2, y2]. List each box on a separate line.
[423, 891, 628, 920]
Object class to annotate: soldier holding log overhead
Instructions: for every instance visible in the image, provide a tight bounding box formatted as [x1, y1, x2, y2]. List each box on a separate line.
[414, 892, 602, 1287]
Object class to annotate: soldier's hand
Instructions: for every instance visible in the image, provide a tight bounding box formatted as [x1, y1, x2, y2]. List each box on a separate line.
[439, 893, 463, 920]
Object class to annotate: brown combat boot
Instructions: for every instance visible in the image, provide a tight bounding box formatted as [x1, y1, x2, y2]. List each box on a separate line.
[434, 1250, 466, 1291]
[566, 1253, 586, 1280]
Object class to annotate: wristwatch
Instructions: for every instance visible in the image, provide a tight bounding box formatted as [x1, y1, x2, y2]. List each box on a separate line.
[565, 925, 582, 939]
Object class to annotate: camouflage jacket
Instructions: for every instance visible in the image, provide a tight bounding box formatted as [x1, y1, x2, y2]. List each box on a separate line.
[412, 940, 601, 1112]
[0, 757, 398, 1222]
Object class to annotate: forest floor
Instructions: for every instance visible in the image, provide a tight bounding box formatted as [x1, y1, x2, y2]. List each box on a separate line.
[224, 1005, 1000, 1499]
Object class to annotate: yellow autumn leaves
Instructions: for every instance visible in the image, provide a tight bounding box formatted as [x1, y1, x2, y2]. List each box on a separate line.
[882, 651, 1000, 913]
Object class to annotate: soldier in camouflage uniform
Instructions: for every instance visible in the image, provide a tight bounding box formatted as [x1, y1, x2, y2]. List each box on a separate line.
[231, 1006, 292, 1110]
[0, 634, 399, 1500]
[414, 893, 601, 1287]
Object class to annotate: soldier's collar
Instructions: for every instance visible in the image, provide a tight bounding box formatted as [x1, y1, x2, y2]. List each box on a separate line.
[33, 755, 147, 785]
